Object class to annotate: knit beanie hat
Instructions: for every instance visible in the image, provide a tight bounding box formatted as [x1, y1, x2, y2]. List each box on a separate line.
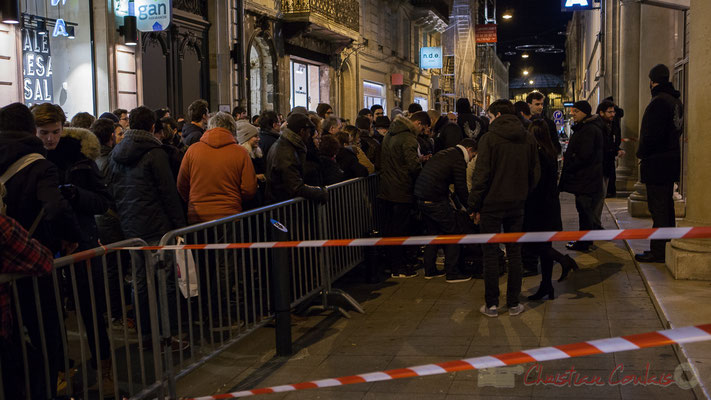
[235, 119, 259, 144]
[649, 64, 670, 83]
[572, 100, 592, 116]
[373, 116, 391, 129]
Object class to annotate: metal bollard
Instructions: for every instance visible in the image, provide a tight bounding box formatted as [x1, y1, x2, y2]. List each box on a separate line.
[270, 219, 292, 356]
[365, 229, 382, 283]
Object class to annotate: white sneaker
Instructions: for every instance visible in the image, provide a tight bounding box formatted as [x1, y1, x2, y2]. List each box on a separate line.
[508, 304, 525, 316]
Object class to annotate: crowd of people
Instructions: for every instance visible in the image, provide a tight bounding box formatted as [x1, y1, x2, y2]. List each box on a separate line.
[0, 63, 682, 398]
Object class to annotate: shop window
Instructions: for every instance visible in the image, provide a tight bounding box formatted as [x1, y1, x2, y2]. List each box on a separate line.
[363, 81, 386, 114]
[21, 0, 95, 117]
[290, 59, 321, 112]
[414, 96, 428, 111]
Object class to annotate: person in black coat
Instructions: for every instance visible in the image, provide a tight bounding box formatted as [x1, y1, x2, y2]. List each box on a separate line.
[635, 64, 684, 263]
[258, 110, 281, 159]
[265, 113, 329, 204]
[435, 122, 464, 153]
[602, 97, 625, 197]
[559, 101, 605, 252]
[525, 121, 579, 301]
[318, 135, 345, 185]
[335, 131, 369, 179]
[456, 98, 483, 139]
[415, 139, 477, 282]
[0, 103, 83, 399]
[105, 106, 187, 346]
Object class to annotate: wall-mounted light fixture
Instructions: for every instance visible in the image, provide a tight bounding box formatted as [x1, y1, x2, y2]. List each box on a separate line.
[119, 15, 137, 46]
[1, 0, 21, 24]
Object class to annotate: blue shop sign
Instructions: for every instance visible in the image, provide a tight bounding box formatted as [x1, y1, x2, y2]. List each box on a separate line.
[561, 0, 596, 12]
[420, 47, 442, 70]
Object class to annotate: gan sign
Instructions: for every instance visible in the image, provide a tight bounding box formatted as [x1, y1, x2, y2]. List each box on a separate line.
[420, 47, 443, 69]
[133, 0, 172, 32]
[561, 0, 595, 11]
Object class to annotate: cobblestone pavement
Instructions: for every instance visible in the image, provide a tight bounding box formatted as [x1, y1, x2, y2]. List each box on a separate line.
[177, 194, 701, 400]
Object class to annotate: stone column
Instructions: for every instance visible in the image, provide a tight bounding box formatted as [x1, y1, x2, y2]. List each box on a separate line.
[615, 0, 640, 193]
[627, 4, 684, 217]
[667, 0, 711, 280]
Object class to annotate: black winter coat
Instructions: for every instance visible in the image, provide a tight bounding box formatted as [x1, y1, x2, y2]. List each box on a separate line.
[319, 156, 345, 186]
[435, 122, 463, 152]
[559, 115, 605, 195]
[336, 147, 369, 180]
[259, 128, 280, 159]
[468, 115, 540, 213]
[265, 127, 328, 204]
[0, 131, 81, 253]
[47, 127, 111, 250]
[303, 140, 322, 187]
[637, 82, 683, 184]
[531, 115, 562, 155]
[414, 146, 469, 204]
[378, 115, 422, 203]
[524, 148, 563, 232]
[106, 129, 186, 242]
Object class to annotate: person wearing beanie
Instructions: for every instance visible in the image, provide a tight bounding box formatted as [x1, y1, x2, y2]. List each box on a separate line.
[355, 116, 381, 169]
[634, 64, 683, 263]
[373, 115, 390, 142]
[265, 112, 328, 204]
[99, 111, 120, 123]
[559, 100, 606, 252]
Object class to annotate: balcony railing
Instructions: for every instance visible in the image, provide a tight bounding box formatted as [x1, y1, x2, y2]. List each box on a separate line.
[281, 0, 360, 33]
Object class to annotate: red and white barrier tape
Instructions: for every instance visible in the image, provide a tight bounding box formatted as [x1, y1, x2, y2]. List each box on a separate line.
[120, 226, 711, 252]
[186, 324, 711, 399]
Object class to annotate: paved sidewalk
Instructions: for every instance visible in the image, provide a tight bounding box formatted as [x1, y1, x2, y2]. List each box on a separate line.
[177, 194, 702, 399]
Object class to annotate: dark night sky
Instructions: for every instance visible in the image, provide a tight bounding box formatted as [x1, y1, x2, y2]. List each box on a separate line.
[494, 0, 572, 79]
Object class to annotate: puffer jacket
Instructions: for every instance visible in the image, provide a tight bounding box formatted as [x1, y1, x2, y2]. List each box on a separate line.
[265, 127, 328, 204]
[47, 127, 111, 250]
[105, 129, 186, 242]
[637, 82, 683, 184]
[0, 131, 81, 253]
[377, 115, 422, 203]
[414, 145, 469, 204]
[468, 114, 540, 213]
[559, 115, 605, 195]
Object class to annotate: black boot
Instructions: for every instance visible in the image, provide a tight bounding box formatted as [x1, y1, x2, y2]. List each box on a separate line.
[558, 255, 579, 282]
[528, 283, 554, 300]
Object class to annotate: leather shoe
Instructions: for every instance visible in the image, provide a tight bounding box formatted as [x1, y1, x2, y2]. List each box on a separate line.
[566, 241, 590, 252]
[635, 252, 665, 263]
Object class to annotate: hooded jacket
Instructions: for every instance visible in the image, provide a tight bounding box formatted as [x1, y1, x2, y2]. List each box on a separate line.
[435, 122, 464, 152]
[106, 129, 186, 242]
[178, 127, 258, 224]
[0, 131, 81, 253]
[181, 122, 205, 147]
[377, 115, 422, 203]
[456, 98, 483, 139]
[265, 127, 328, 204]
[637, 82, 683, 184]
[559, 115, 605, 195]
[468, 114, 540, 213]
[47, 127, 111, 249]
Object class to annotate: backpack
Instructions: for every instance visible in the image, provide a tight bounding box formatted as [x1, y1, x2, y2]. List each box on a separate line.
[0, 153, 45, 215]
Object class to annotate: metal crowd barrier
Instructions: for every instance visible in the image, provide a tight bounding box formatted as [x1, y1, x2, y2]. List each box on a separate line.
[0, 239, 166, 400]
[155, 174, 379, 396]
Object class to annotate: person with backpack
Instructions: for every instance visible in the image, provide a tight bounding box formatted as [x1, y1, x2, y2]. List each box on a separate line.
[0, 102, 82, 399]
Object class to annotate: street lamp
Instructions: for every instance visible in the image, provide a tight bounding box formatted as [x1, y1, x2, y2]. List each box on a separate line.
[502, 10, 513, 20]
[522, 53, 529, 59]
[529, 80, 534, 85]
[523, 70, 530, 76]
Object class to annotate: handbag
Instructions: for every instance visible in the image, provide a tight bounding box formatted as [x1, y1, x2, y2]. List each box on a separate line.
[175, 236, 198, 298]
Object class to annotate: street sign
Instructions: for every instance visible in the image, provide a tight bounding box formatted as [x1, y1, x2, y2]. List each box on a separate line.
[553, 110, 564, 124]
[561, 0, 597, 12]
[420, 47, 442, 69]
[475, 24, 497, 43]
[134, 0, 172, 32]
